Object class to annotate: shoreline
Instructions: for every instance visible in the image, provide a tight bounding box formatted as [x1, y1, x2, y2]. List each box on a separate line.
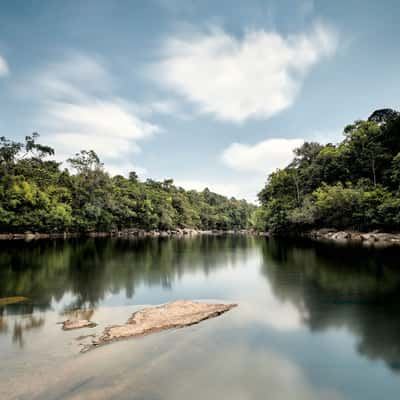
[3, 227, 400, 246]
[303, 229, 400, 247]
[0, 228, 269, 241]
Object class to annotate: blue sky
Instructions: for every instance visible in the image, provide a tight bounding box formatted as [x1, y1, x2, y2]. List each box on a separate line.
[0, 0, 399, 201]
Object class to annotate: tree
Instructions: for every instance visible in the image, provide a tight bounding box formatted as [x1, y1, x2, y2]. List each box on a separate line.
[0, 134, 255, 233]
[390, 153, 400, 192]
[0, 136, 22, 175]
[67, 150, 102, 174]
[257, 109, 400, 233]
[343, 121, 384, 187]
[128, 171, 139, 183]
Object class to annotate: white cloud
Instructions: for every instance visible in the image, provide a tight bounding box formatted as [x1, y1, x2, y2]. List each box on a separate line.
[0, 55, 9, 77]
[154, 22, 338, 122]
[147, 100, 179, 115]
[28, 53, 159, 174]
[45, 100, 159, 159]
[174, 179, 242, 199]
[38, 52, 113, 99]
[172, 138, 304, 202]
[222, 138, 304, 174]
[215, 137, 305, 202]
[174, 178, 268, 203]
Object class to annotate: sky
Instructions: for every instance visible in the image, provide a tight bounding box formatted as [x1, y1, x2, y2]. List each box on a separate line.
[0, 0, 399, 202]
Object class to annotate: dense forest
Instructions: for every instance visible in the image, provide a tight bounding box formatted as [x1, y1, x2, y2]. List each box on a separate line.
[0, 134, 255, 233]
[3, 107, 400, 236]
[255, 108, 400, 233]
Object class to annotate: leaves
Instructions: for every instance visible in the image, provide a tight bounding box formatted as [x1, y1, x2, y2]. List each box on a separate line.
[258, 110, 400, 232]
[0, 134, 255, 233]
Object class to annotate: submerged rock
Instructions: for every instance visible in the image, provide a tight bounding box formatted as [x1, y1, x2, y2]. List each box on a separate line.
[0, 296, 28, 306]
[88, 300, 237, 350]
[75, 334, 96, 341]
[61, 319, 97, 330]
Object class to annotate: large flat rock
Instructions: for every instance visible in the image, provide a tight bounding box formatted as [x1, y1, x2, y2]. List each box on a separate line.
[90, 300, 237, 349]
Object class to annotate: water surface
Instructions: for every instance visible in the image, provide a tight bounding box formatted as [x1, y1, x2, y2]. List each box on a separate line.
[1, 235, 400, 399]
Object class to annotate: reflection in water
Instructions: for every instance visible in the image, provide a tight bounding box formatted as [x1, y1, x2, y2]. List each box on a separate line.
[0, 236, 255, 350]
[0, 316, 7, 334]
[0, 306, 45, 348]
[12, 315, 45, 348]
[0, 236, 253, 312]
[1, 236, 400, 399]
[261, 238, 400, 371]
[61, 309, 95, 320]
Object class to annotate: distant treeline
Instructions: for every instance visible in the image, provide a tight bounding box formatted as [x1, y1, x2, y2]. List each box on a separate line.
[0, 134, 256, 233]
[255, 109, 400, 233]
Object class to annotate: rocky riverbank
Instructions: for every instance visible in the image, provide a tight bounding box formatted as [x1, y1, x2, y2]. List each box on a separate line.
[305, 229, 400, 246]
[0, 228, 268, 241]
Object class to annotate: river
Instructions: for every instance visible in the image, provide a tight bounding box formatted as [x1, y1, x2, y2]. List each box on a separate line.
[1, 235, 400, 399]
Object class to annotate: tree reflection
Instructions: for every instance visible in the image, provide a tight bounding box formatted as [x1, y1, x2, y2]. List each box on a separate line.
[261, 238, 400, 371]
[5, 235, 400, 370]
[12, 315, 45, 348]
[0, 235, 254, 312]
[0, 236, 254, 347]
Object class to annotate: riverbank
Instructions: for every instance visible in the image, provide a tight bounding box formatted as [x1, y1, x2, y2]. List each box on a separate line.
[304, 229, 400, 246]
[3, 228, 400, 246]
[0, 228, 269, 241]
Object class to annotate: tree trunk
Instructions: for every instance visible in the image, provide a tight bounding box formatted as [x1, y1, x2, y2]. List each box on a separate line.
[372, 159, 377, 187]
[292, 174, 301, 205]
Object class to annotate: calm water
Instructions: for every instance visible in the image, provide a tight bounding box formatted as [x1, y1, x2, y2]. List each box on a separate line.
[1, 235, 400, 400]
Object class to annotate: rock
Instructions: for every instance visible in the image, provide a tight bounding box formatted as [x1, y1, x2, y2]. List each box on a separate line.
[306, 229, 400, 246]
[0, 229, 266, 241]
[75, 334, 96, 341]
[361, 233, 377, 242]
[331, 231, 350, 240]
[350, 232, 363, 241]
[375, 233, 397, 242]
[89, 300, 237, 350]
[61, 319, 97, 330]
[0, 296, 28, 306]
[24, 232, 35, 241]
[182, 228, 197, 235]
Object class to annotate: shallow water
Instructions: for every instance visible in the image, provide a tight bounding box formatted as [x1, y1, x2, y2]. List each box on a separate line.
[1, 235, 400, 399]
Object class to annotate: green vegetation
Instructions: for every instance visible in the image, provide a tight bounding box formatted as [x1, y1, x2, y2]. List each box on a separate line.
[256, 109, 400, 233]
[0, 134, 255, 233]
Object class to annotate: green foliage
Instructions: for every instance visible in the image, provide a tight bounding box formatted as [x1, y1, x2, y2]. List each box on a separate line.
[258, 109, 400, 232]
[0, 134, 255, 233]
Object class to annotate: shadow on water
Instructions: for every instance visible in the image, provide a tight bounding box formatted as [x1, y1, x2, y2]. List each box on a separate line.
[261, 237, 400, 371]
